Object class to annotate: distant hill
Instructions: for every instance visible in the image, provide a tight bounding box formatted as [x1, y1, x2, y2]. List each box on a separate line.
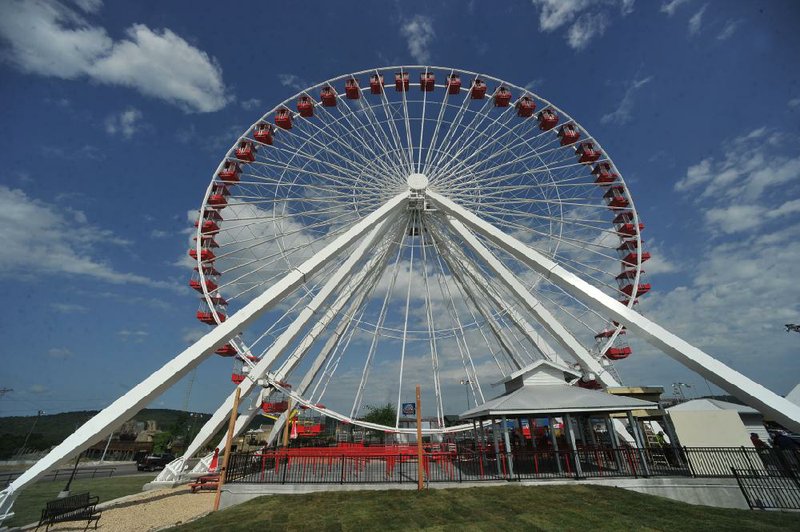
[0, 409, 216, 459]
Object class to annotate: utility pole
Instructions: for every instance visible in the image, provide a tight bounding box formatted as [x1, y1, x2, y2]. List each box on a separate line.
[20, 410, 45, 455]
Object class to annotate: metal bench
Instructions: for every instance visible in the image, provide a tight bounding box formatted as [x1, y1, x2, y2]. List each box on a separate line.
[37, 492, 101, 531]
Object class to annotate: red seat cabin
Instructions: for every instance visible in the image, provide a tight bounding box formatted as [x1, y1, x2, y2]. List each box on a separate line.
[471, 78, 487, 99]
[420, 72, 435, 91]
[215, 343, 237, 357]
[395, 72, 409, 92]
[447, 74, 461, 95]
[195, 219, 219, 234]
[189, 278, 217, 292]
[612, 211, 633, 224]
[320, 86, 337, 107]
[261, 400, 289, 414]
[615, 269, 638, 280]
[297, 96, 314, 117]
[345, 78, 360, 99]
[621, 283, 651, 296]
[576, 142, 601, 163]
[494, 86, 512, 107]
[231, 373, 244, 384]
[208, 293, 227, 306]
[195, 265, 220, 277]
[595, 328, 625, 339]
[218, 161, 241, 183]
[516, 96, 536, 117]
[577, 379, 602, 390]
[275, 108, 292, 129]
[254, 123, 274, 145]
[592, 162, 616, 184]
[605, 347, 632, 360]
[617, 223, 644, 237]
[622, 251, 651, 265]
[370, 74, 384, 94]
[189, 248, 215, 262]
[537, 109, 559, 130]
[197, 311, 225, 325]
[235, 141, 256, 162]
[558, 124, 580, 146]
[193, 235, 218, 248]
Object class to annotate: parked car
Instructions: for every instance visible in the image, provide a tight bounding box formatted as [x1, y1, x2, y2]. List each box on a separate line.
[136, 453, 175, 471]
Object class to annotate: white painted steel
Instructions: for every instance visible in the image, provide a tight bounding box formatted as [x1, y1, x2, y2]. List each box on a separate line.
[0, 192, 408, 516]
[428, 190, 800, 433]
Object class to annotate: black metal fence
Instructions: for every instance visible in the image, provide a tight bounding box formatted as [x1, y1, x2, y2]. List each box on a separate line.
[223, 446, 799, 485]
[0, 466, 116, 489]
[732, 468, 800, 510]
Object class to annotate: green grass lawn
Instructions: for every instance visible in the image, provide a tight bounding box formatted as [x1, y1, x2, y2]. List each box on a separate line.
[5, 473, 155, 527]
[172, 484, 800, 531]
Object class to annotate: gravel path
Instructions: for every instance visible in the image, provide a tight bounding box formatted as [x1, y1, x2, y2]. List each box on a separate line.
[29, 486, 214, 531]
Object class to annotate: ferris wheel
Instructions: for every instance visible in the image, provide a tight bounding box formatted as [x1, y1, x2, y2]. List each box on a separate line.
[4, 67, 799, 515]
[188, 65, 650, 436]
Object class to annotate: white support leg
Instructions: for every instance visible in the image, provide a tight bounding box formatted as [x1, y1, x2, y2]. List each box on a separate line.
[0, 192, 408, 519]
[444, 214, 617, 385]
[428, 191, 800, 433]
[166, 216, 397, 478]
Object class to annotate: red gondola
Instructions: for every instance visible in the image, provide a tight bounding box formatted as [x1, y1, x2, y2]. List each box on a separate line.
[197, 311, 225, 325]
[612, 211, 633, 224]
[494, 86, 511, 107]
[395, 72, 409, 92]
[471, 78, 487, 99]
[577, 379, 602, 390]
[254, 123, 274, 145]
[592, 162, 616, 184]
[558, 124, 580, 146]
[235, 141, 256, 162]
[447, 74, 461, 95]
[370, 74, 384, 94]
[261, 400, 289, 413]
[275, 108, 292, 129]
[617, 223, 645, 236]
[231, 373, 244, 384]
[297, 95, 314, 117]
[605, 347, 632, 360]
[595, 328, 625, 339]
[215, 343, 237, 357]
[576, 142, 601, 164]
[537, 109, 559, 130]
[615, 269, 639, 280]
[622, 251, 651, 265]
[621, 283, 651, 296]
[189, 278, 217, 292]
[218, 161, 241, 182]
[516, 96, 536, 117]
[345, 78, 360, 99]
[189, 248, 215, 261]
[420, 72, 435, 91]
[207, 194, 227, 209]
[193, 235, 218, 248]
[208, 293, 228, 306]
[320, 86, 337, 107]
[195, 265, 220, 276]
[195, 219, 219, 234]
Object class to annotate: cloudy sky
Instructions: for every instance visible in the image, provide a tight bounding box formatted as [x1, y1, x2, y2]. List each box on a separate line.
[1, 0, 798, 418]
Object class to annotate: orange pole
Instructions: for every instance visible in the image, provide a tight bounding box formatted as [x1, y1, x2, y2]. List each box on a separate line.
[213, 387, 241, 512]
[416, 384, 424, 490]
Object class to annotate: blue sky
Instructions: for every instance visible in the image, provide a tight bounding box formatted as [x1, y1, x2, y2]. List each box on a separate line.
[0, 0, 799, 418]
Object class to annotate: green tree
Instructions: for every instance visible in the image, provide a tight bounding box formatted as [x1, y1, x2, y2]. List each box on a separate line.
[152, 432, 172, 454]
[360, 403, 396, 444]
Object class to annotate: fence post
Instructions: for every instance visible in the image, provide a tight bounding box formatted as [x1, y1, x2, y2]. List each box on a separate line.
[457, 449, 463, 483]
[340, 455, 346, 485]
[281, 455, 288, 485]
[684, 447, 696, 478]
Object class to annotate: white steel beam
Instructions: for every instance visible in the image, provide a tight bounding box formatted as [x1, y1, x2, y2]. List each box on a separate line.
[0, 192, 408, 518]
[428, 190, 800, 433]
[445, 215, 617, 385]
[168, 217, 396, 475]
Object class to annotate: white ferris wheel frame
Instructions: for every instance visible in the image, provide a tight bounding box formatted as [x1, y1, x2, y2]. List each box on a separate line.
[3, 66, 799, 520]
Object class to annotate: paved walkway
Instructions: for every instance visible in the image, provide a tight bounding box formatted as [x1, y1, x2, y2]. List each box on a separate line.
[23, 486, 214, 531]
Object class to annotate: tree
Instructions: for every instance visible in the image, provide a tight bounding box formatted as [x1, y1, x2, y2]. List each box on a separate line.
[360, 403, 396, 444]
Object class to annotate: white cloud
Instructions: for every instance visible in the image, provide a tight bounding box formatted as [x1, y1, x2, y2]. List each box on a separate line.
[49, 302, 88, 313]
[0, 0, 230, 112]
[0, 185, 177, 289]
[150, 229, 170, 239]
[704, 205, 766, 234]
[117, 329, 149, 342]
[716, 19, 740, 40]
[788, 98, 800, 109]
[240, 98, 261, 111]
[530, 0, 632, 51]
[600, 75, 653, 125]
[277, 74, 306, 92]
[71, 0, 103, 13]
[660, 0, 691, 16]
[688, 3, 707, 35]
[104, 107, 142, 139]
[47, 347, 72, 359]
[567, 12, 609, 50]
[400, 15, 435, 64]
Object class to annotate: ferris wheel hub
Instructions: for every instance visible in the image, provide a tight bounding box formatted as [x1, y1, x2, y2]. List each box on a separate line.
[407, 172, 429, 191]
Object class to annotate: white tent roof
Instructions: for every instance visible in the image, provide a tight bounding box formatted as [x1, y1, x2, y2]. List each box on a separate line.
[668, 398, 760, 416]
[786, 383, 800, 407]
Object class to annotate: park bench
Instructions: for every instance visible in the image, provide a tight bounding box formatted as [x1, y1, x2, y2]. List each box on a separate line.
[189, 473, 220, 493]
[36, 491, 101, 531]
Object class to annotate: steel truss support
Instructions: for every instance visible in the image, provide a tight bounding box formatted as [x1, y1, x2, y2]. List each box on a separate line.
[427, 190, 800, 433]
[445, 215, 617, 385]
[158, 216, 398, 482]
[0, 192, 408, 518]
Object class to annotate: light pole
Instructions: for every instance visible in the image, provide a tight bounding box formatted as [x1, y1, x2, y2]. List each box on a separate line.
[459, 379, 471, 410]
[672, 382, 692, 401]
